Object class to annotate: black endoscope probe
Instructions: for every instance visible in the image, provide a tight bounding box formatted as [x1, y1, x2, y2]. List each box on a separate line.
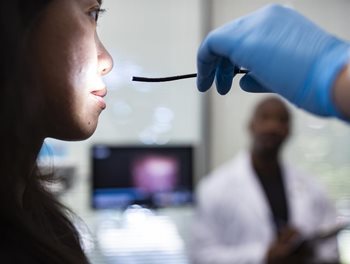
[132, 68, 249, 82]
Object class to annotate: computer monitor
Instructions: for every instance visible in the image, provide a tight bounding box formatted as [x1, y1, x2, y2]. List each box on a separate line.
[91, 144, 193, 209]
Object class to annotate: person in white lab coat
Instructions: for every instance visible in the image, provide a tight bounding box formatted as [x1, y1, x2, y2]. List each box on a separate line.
[190, 96, 339, 264]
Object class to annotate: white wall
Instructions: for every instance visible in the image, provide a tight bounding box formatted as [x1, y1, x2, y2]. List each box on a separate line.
[95, 0, 202, 143]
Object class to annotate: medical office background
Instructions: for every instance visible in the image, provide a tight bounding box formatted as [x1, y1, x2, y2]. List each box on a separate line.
[39, 0, 350, 263]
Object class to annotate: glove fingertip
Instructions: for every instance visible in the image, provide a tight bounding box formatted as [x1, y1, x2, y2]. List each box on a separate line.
[197, 76, 214, 92]
[239, 74, 270, 93]
[216, 78, 233, 95]
[215, 65, 235, 95]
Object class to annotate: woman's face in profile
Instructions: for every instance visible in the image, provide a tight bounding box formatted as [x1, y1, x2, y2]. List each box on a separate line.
[29, 0, 113, 140]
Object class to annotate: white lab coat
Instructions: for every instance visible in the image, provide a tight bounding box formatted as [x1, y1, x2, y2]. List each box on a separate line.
[189, 151, 339, 264]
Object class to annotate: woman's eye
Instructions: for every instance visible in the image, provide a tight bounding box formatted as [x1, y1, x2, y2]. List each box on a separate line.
[89, 7, 105, 22]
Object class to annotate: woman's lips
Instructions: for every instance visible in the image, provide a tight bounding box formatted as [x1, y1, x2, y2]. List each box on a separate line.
[91, 88, 107, 109]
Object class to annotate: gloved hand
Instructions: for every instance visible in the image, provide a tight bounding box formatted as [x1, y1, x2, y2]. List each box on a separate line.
[197, 4, 350, 117]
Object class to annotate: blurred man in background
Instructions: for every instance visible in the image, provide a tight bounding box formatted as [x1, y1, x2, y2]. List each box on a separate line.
[190, 96, 339, 264]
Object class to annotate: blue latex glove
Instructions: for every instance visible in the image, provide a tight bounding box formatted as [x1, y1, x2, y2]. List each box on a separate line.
[197, 4, 350, 117]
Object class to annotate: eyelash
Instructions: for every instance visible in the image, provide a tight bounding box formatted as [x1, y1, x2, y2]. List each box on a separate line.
[89, 7, 106, 22]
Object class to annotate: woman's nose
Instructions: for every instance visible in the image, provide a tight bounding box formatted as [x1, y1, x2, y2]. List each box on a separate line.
[97, 38, 113, 76]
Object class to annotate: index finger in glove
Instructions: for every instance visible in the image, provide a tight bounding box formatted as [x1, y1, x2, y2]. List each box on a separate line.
[215, 58, 236, 95]
[196, 40, 219, 92]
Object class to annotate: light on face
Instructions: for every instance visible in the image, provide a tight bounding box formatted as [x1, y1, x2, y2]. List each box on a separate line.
[78, 57, 106, 92]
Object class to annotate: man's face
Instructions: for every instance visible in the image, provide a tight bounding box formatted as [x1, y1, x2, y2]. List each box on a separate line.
[249, 98, 290, 154]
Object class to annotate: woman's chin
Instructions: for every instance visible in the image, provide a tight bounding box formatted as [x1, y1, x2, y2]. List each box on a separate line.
[73, 126, 97, 141]
[50, 123, 97, 141]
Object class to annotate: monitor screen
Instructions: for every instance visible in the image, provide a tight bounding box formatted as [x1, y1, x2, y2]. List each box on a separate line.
[91, 145, 193, 209]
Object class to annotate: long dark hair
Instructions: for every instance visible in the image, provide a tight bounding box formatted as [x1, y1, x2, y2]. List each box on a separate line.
[0, 1, 89, 263]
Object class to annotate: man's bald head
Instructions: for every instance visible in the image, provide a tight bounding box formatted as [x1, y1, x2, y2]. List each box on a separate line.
[249, 96, 291, 155]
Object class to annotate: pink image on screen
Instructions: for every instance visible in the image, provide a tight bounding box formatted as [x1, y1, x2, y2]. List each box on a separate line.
[131, 154, 179, 193]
